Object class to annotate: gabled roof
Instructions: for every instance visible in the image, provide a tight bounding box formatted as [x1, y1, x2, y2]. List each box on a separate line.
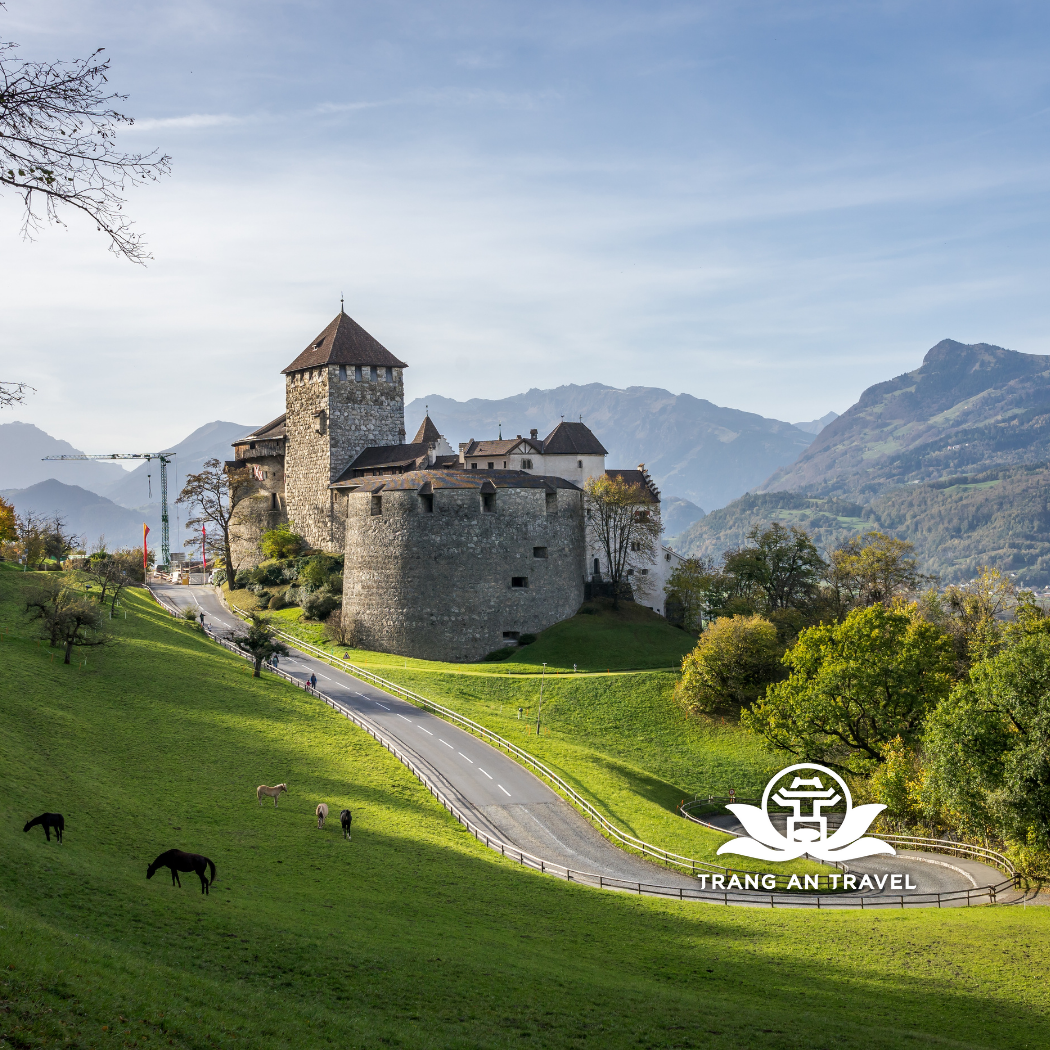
[606, 467, 660, 503]
[412, 415, 442, 444]
[232, 413, 287, 446]
[461, 438, 533, 458]
[333, 443, 430, 482]
[281, 311, 408, 374]
[541, 421, 607, 456]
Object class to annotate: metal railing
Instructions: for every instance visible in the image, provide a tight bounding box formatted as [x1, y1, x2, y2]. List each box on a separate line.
[147, 587, 1023, 907]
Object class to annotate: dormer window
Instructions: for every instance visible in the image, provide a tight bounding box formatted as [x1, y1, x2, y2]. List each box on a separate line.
[313, 339, 324, 349]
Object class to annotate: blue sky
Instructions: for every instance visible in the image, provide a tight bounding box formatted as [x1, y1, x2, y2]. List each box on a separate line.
[2, 0, 1050, 452]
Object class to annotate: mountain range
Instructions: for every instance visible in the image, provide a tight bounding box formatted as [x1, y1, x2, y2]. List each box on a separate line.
[679, 339, 1050, 586]
[408, 384, 818, 512]
[761, 340, 1050, 497]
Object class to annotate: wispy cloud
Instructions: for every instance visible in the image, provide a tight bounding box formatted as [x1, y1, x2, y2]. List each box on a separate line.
[129, 113, 244, 132]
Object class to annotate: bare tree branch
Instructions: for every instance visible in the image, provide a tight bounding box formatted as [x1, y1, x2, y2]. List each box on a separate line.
[0, 379, 33, 407]
[0, 39, 170, 263]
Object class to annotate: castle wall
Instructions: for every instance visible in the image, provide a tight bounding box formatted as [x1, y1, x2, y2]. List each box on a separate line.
[228, 453, 287, 571]
[342, 485, 586, 662]
[284, 364, 405, 552]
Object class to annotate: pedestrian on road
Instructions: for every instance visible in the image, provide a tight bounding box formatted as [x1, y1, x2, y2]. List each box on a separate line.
[199, 611, 205, 624]
[310, 673, 317, 690]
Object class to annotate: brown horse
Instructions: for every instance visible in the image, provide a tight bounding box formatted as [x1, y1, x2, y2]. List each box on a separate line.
[257, 783, 288, 807]
[147, 849, 217, 894]
[316, 803, 328, 828]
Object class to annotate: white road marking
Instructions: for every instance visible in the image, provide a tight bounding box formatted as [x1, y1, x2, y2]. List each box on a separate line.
[314, 672, 332, 681]
[397, 714, 413, 723]
[440, 739, 454, 748]
[375, 702, 390, 710]
[458, 753, 473, 763]
[498, 784, 511, 796]
[418, 726, 433, 735]
[478, 768, 493, 779]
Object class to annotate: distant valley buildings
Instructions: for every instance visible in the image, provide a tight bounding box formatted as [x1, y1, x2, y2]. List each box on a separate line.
[230, 311, 682, 661]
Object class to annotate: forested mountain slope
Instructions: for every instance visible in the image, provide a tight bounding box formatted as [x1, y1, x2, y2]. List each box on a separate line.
[675, 464, 1050, 586]
[760, 339, 1050, 497]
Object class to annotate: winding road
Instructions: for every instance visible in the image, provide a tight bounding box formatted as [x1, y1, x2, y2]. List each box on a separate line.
[153, 583, 1017, 908]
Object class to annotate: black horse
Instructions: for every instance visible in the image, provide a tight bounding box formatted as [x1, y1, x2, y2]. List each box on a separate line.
[340, 809, 352, 840]
[23, 813, 64, 843]
[147, 849, 217, 895]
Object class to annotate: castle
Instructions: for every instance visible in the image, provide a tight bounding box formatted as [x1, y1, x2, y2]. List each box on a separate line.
[230, 310, 680, 661]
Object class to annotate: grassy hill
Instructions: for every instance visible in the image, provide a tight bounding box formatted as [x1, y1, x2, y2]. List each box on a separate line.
[4, 566, 1049, 1049]
[674, 464, 1050, 586]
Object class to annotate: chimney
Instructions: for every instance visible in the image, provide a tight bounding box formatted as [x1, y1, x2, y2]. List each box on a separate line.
[530, 428, 538, 440]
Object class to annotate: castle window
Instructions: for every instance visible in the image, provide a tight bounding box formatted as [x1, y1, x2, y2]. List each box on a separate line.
[249, 442, 256, 449]
[630, 541, 640, 552]
[665, 552, 671, 562]
[383, 367, 392, 382]
[577, 460, 582, 468]
[640, 568, 649, 575]
[339, 365, 347, 381]
[593, 558, 600, 574]
[482, 493, 496, 513]
[420, 493, 434, 513]
[487, 462, 494, 470]
[503, 631, 520, 640]
[355, 365, 362, 382]
[545, 491, 557, 515]
[314, 410, 327, 436]
[471, 462, 478, 469]
[511, 576, 528, 588]
[271, 492, 278, 510]
[521, 458, 533, 469]
[370, 494, 382, 516]
[533, 546, 547, 559]
[502, 461, 507, 469]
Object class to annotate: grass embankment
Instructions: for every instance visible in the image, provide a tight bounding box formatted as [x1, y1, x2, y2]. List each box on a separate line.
[232, 592, 782, 864]
[2, 565, 1049, 1048]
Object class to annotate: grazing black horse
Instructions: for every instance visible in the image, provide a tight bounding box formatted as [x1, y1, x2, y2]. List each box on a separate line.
[23, 813, 64, 843]
[340, 809, 352, 840]
[147, 849, 217, 895]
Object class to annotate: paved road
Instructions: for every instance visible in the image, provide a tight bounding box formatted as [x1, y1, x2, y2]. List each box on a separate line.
[154, 583, 1012, 906]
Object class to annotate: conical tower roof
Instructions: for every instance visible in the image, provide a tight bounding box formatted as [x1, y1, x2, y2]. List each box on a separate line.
[282, 311, 408, 374]
[412, 414, 442, 444]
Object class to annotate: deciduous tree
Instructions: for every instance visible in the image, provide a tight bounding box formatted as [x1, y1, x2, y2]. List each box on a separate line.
[1, 36, 169, 262]
[674, 614, 783, 713]
[235, 613, 290, 678]
[584, 474, 662, 608]
[827, 531, 928, 613]
[177, 459, 252, 589]
[743, 604, 954, 774]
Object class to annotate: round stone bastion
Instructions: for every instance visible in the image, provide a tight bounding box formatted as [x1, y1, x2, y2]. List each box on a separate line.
[335, 469, 586, 662]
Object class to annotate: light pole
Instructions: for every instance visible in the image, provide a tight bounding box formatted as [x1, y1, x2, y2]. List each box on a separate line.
[536, 662, 547, 736]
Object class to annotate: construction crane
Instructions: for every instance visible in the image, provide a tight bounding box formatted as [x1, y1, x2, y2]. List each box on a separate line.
[41, 452, 176, 568]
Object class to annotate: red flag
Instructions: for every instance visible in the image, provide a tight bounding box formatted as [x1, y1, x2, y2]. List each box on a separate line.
[202, 525, 207, 574]
[143, 523, 150, 576]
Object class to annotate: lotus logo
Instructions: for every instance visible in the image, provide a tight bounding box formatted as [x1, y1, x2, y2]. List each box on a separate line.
[717, 763, 896, 863]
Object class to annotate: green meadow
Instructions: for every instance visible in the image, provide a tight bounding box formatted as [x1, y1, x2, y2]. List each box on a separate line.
[3, 565, 1049, 1049]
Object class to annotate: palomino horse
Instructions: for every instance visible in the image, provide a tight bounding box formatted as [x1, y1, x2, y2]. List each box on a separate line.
[23, 813, 64, 842]
[316, 803, 328, 828]
[257, 783, 288, 807]
[340, 809, 352, 840]
[147, 849, 217, 895]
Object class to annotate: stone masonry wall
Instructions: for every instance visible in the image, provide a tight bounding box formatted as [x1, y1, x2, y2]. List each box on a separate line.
[228, 452, 287, 571]
[342, 485, 586, 662]
[284, 365, 405, 552]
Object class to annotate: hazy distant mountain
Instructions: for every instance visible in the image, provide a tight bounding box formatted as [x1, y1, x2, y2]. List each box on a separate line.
[102, 421, 258, 509]
[663, 496, 706, 540]
[792, 411, 839, 435]
[0, 422, 129, 491]
[761, 340, 1050, 497]
[1, 479, 161, 551]
[408, 385, 814, 511]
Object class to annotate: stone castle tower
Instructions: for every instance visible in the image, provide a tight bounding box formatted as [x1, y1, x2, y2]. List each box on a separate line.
[282, 310, 408, 551]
